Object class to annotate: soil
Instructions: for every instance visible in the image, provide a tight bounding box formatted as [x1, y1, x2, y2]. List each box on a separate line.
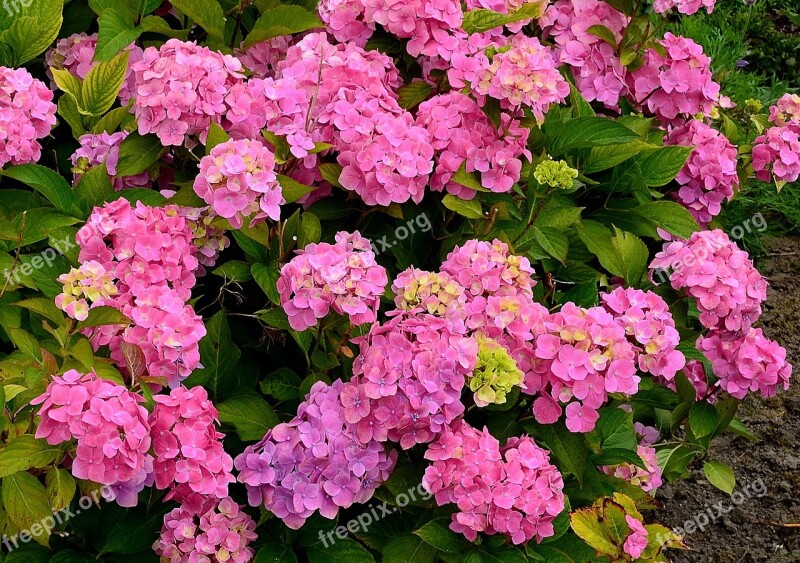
[656, 236, 800, 563]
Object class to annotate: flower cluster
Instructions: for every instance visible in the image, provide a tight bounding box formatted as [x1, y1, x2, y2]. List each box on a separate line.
[55, 260, 119, 321]
[278, 231, 387, 331]
[541, 0, 629, 108]
[32, 370, 151, 503]
[650, 230, 767, 333]
[66, 199, 206, 386]
[623, 516, 649, 559]
[677, 360, 713, 401]
[129, 39, 245, 146]
[235, 380, 396, 529]
[698, 328, 792, 399]
[752, 123, 800, 186]
[533, 159, 579, 189]
[70, 131, 151, 191]
[628, 33, 723, 124]
[423, 421, 565, 544]
[193, 139, 284, 229]
[416, 91, 530, 197]
[0, 66, 57, 168]
[526, 303, 640, 432]
[653, 0, 716, 15]
[601, 423, 663, 493]
[235, 36, 292, 79]
[769, 94, 800, 126]
[665, 120, 739, 226]
[180, 206, 231, 274]
[150, 386, 235, 503]
[469, 337, 525, 407]
[391, 268, 467, 320]
[154, 497, 257, 563]
[472, 35, 570, 120]
[347, 314, 479, 448]
[600, 287, 685, 380]
[44, 33, 142, 104]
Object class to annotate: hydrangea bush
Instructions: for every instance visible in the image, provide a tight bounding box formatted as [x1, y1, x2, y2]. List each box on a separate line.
[0, 0, 796, 561]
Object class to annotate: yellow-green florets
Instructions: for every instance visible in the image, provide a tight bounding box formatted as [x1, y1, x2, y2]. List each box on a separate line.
[469, 337, 524, 407]
[533, 159, 578, 189]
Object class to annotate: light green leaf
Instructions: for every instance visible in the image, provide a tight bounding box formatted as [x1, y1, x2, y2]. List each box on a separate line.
[703, 461, 735, 494]
[583, 140, 655, 174]
[277, 174, 316, 203]
[76, 306, 132, 330]
[632, 201, 699, 239]
[689, 402, 719, 438]
[0, 436, 60, 478]
[298, 213, 321, 247]
[462, 2, 545, 34]
[1, 165, 82, 218]
[7, 328, 42, 362]
[2, 472, 52, 546]
[115, 133, 164, 176]
[170, 0, 226, 44]
[45, 467, 76, 512]
[636, 145, 693, 187]
[244, 5, 323, 47]
[81, 50, 130, 116]
[206, 123, 230, 153]
[94, 9, 142, 62]
[442, 194, 484, 219]
[569, 508, 618, 556]
[0, 0, 63, 66]
[533, 227, 568, 264]
[549, 117, 639, 154]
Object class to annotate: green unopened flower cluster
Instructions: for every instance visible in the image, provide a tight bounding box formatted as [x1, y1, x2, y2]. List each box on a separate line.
[533, 159, 578, 189]
[469, 337, 524, 407]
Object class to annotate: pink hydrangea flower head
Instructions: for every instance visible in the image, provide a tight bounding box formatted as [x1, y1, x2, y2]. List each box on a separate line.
[193, 138, 284, 229]
[665, 120, 739, 226]
[31, 369, 151, 492]
[234, 380, 397, 529]
[56, 261, 119, 322]
[278, 231, 388, 331]
[650, 230, 767, 333]
[318, 0, 374, 46]
[150, 386, 235, 502]
[154, 497, 257, 562]
[628, 33, 723, 124]
[129, 39, 245, 146]
[441, 239, 536, 298]
[752, 123, 800, 186]
[769, 94, 800, 126]
[653, 0, 716, 15]
[423, 421, 565, 544]
[180, 206, 231, 274]
[416, 92, 531, 197]
[623, 515, 649, 558]
[698, 328, 792, 399]
[235, 36, 292, 78]
[391, 268, 467, 321]
[0, 66, 57, 168]
[602, 444, 663, 493]
[71, 131, 151, 191]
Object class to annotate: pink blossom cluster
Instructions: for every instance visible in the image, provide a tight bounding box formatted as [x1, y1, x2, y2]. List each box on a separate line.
[471, 35, 570, 121]
[55, 260, 119, 322]
[649, 230, 767, 333]
[623, 516, 649, 559]
[628, 33, 723, 124]
[416, 92, 531, 197]
[235, 380, 396, 529]
[193, 139, 284, 229]
[601, 424, 663, 493]
[600, 287, 685, 380]
[769, 94, 800, 126]
[70, 131, 151, 191]
[653, 0, 716, 15]
[44, 33, 142, 103]
[0, 67, 57, 168]
[665, 120, 739, 226]
[657, 360, 713, 402]
[422, 420, 565, 544]
[68, 199, 206, 386]
[277, 231, 387, 331]
[129, 39, 245, 146]
[391, 268, 467, 322]
[154, 497, 256, 563]
[346, 314, 479, 449]
[541, 0, 630, 108]
[235, 36, 292, 78]
[525, 302, 640, 432]
[319, 0, 463, 56]
[698, 328, 792, 399]
[752, 123, 800, 185]
[150, 386, 235, 504]
[32, 370, 151, 504]
[180, 206, 230, 274]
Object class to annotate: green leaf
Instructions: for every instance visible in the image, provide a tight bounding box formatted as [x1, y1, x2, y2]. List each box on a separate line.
[2, 472, 52, 546]
[189, 310, 241, 401]
[115, 133, 164, 176]
[689, 402, 719, 438]
[299, 212, 322, 248]
[319, 163, 344, 189]
[657, 445, 696, 480]
[569, 508, 618, 556]
[583, 140, 655, 174]
[1, 165, 82, 218]
[7, 328, 42, 362]
[206, 123, 230, 152]
[81, 50, 130, 116]
[594, 408, 637, 452]
[636, 145, 693, 187]
[255, 543, 299, 563]
[0, 0, 63, 66]
[59, 94, 87, 138]
[461, 3, 545, 34]
[260, 368, 302, 401]
[414, 520, 467, 553]
[533, 227, 568, 264]
[450, 163, 490, 193]
[703, 461, 735, 494]
[218, 395, 279, 441]
[549, 117, 638, 154]
[99, 507, 169, 554]
[252, 262, 281, 306]
[0, 435, 60, 478]
[45, 467, 76, 512]
[306, 537, 375, 563]
[442, 194, 483, 219]
[608, 226, 648, 285]
[632, 201, 699, 239]
[534, 423, 587, 485]
[277, 174, 317, 203]
[14, 298, 65, 326]
[76, 306, 132, 330]
[74, 165, 116, 212]
[383, 535, 436, 563]
[140, 14, 191, 39]
[244, 5, 323, 47]
[94, 9, 142, 62]
[212, 260, 254, 282]
[170, 0, 226, 44]
[586, 24, 618, 48]
[398, 82, 434, 110]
